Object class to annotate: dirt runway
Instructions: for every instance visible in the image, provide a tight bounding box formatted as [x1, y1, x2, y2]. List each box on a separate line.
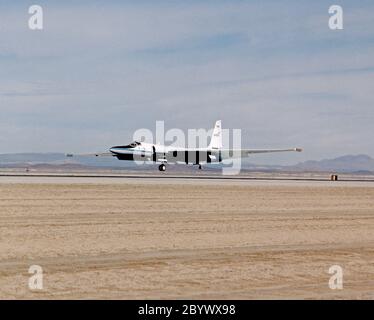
[0, 178, 373, 299]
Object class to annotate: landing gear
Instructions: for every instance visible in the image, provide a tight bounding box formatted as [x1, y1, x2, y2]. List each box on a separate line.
[159, 164, 166, 172]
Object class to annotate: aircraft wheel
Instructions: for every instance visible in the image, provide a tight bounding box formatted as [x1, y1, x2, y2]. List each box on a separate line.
[159, 164, 166, 171]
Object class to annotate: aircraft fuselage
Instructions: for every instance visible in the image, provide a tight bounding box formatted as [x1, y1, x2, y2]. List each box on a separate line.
[109, 142, 221, 165]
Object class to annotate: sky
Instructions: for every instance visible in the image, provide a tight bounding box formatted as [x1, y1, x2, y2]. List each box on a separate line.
[0, 0, 373, 164]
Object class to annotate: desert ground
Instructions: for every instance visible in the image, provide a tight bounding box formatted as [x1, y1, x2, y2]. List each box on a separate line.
[0, 174, 374, 299]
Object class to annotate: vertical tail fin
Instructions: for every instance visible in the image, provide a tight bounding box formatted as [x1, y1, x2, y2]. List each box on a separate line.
[209, 120, 222, 150]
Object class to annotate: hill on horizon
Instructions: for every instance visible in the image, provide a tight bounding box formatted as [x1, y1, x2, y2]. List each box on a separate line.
[0, 153, 373, 173]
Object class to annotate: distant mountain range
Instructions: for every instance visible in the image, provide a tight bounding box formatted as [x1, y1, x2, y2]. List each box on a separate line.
[289, 154, 374, 173]
[0, 153, 373, 174]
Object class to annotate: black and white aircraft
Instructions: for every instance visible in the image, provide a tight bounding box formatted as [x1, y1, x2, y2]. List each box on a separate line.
[67, 121, 302, 171]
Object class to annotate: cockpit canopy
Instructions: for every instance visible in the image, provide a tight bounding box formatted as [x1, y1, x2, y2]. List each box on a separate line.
[113, 141, 141, 149]
[127, 141, 141, 148]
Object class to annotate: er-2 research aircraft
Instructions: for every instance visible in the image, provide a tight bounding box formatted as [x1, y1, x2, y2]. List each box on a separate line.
[67, 121, 302, 171]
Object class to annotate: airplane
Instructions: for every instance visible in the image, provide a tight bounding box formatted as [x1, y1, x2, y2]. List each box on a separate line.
[67, 121, 302, 171]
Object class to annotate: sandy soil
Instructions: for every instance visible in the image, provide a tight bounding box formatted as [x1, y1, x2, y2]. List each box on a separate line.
[0, 179, 374, 299]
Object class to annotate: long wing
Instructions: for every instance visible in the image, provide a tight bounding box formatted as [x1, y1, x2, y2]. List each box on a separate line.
[221, 148, 302, 159]
[66, 152, 114, 158]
